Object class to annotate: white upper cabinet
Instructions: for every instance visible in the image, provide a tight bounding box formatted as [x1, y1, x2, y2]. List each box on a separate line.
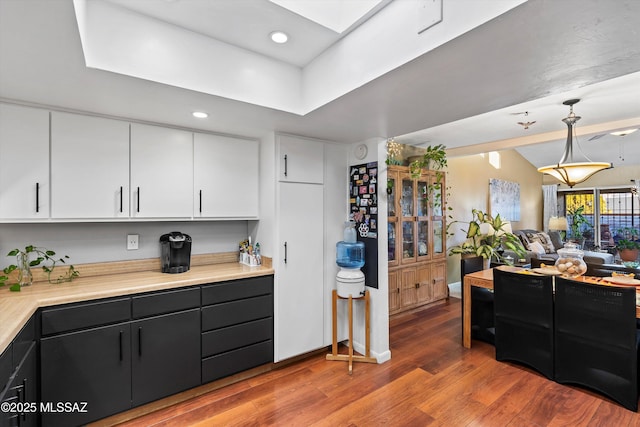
[277, 134, 324, 184]
[194, 133, 259, 218]
[130, 123, 193, 219]
[0, 104, 49, 219]
[51, 112, 130, 219]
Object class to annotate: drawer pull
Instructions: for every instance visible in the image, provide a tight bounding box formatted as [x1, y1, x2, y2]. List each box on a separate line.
[119, 330, 123, 361]
[284, 154, 288, 177]
[138, 327, 143, 356]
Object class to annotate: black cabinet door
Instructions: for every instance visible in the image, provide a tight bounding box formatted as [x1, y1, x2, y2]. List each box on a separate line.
[0, 342, 37, 427]
[131, 308, 200, 407]
[40, 323, 131, 427]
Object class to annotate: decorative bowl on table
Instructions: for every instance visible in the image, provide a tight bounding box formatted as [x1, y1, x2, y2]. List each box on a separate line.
[622, 261, 640, 269]
[554, 243, 587, 278]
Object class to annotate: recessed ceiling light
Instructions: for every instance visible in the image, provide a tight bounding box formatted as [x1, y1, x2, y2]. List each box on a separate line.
[270, 31, 289, 44]
[610, 128, 638, 137]
[192, 111, 208, 119]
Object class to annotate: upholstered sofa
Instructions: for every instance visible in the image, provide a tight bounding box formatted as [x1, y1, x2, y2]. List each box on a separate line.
[504, 229, 614, 265]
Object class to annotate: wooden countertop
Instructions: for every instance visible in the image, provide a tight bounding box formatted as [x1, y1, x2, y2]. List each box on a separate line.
[0, 253, 274, 354]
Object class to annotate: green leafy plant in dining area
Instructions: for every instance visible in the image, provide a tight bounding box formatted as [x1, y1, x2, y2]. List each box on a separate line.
[0, 245, 79, 292]
[448, 209, 526, 263]
[566, 205, 592, 242]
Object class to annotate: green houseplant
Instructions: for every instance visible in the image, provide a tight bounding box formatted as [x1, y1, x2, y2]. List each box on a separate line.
[566, 205, 591, 245]
[616, 239, 640, 262]
[0, 245, 79, 292]
[407, 144, 453, 221]
[449, 209, 526, 263]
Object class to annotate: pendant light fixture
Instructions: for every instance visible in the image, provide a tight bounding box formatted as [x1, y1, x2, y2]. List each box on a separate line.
[537, 99, 612, 187]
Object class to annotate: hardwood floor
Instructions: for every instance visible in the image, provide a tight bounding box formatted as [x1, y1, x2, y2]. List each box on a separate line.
[114, 298, 640, 426]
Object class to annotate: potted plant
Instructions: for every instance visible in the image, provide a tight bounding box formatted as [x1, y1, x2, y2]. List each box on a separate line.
[449, 209, 526, 264]
[567, 205, 591, 247]
[616, 239, 640, 262]
[0, 245, 79, 292]
[407, 144, 453, 218]
[617, 227, 639, 241]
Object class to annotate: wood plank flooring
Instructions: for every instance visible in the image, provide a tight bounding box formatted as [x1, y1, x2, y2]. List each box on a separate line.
[114, 298, 640, 426]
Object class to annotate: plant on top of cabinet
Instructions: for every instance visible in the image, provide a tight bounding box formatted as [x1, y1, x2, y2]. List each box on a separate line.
[0, 245, 79, 291]
[407, 144, 454, 234]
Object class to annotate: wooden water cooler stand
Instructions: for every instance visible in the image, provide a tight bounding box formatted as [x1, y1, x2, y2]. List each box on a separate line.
[326, 289, 377, 374]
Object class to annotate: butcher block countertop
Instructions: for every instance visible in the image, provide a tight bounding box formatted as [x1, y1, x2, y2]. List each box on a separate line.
[0, 252, 274, 353]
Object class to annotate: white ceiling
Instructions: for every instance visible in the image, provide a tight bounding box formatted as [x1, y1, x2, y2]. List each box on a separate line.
[0, 0, 639, 169]
[105, 0, 391, 68]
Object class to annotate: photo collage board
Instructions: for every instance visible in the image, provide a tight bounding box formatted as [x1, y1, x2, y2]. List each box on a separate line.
[349, 162, 378, 239]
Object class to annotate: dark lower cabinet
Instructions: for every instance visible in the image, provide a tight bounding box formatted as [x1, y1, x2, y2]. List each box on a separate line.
[131, 308, 201, 406]
[40, 323, 132, 427]
[1, 275, 273, 426]
[0, 342, 37, 427]
[201, 276, 274, 384]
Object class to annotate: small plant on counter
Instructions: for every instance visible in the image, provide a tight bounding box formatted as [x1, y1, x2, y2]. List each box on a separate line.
[0, 245, 79, 292]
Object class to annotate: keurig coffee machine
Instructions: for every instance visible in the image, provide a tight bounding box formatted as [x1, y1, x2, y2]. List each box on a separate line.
[160, 231, 192, 273]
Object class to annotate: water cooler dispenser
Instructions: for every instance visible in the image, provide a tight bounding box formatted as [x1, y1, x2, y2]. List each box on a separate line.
[335, 221, 365, 298]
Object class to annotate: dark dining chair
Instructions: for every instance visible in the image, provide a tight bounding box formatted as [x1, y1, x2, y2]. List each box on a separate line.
[493, 268, 554, 379]
[554, 277, 639, 411]
[460, 256, 494, 344]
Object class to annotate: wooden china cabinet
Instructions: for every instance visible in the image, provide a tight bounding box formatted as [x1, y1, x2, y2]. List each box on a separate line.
[387, 165, 447, 315]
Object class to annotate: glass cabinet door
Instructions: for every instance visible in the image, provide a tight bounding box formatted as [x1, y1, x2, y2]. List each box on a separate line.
[401, 178, 414, 217]
[433, 220, 444, 254]
[431, 177, 444, 217]
[402, 221, 414, 259]
[417, 220, 429, 257]
[417, 178, 428, 217]
[388, 222, 396, 263]
[387, 176, 396, 217]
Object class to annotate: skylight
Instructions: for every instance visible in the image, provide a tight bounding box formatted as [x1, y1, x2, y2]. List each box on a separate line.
[268, 0, 385, 33]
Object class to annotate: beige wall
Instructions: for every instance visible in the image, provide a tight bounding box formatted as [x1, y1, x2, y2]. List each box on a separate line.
[446, 149, 543, 283]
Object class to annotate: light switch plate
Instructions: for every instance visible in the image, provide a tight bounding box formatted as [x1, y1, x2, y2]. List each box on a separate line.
[127, 234, 139, 250]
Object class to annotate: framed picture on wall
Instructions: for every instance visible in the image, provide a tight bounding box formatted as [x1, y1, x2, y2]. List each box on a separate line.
[489, 178, 521, 221]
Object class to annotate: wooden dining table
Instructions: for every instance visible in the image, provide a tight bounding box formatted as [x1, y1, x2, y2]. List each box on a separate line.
[462, 266, 640, 349]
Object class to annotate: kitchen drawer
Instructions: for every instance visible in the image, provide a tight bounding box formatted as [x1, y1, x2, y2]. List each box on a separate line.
[12, 316, 35, 368]
[202, 317, 273, 358]
[201, 276, 273, 306]
[132, 287, 200, 319]
[41, 297, 131, 336]
[201, 294, 273, 332]
[201, 340, 273, 383]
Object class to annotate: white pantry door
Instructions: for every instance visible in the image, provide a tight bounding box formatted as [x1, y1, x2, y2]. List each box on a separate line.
[276, 182, 324, 361]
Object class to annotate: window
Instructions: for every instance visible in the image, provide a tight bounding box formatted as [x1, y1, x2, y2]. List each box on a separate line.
[560, 187, 639, 251]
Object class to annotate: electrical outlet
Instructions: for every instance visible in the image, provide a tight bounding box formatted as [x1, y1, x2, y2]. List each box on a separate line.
[127, 234, 139, 250]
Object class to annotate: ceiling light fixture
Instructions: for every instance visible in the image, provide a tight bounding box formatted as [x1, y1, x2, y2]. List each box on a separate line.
[270, 31, 289, 44]
[192, 111, 208, 118]
[537, 99, 612, 188]
[610, 128, 638, 137]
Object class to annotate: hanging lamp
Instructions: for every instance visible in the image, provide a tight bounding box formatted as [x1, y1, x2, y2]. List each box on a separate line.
[537, 99, 612, 187]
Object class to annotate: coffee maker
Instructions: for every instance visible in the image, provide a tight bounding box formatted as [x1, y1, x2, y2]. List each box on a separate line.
[160, 232, 192, 273]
